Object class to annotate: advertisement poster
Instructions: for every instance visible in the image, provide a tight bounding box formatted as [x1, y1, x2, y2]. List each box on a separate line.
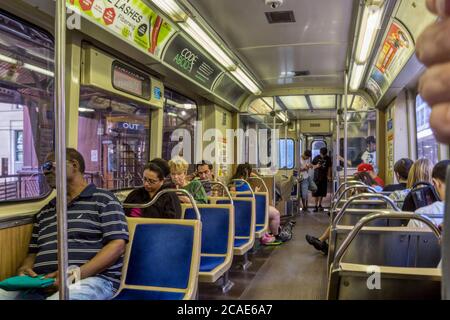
[163, 35, 223, 90]
[365, 20, 414, 103]
[67, 0, 174, 57]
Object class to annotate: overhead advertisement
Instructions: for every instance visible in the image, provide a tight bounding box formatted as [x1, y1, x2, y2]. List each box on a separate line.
[67, 0, 175, 57]
[214, 74, 247, 107]
[365, 20, 415, 103]
[163, 34, 223, 90]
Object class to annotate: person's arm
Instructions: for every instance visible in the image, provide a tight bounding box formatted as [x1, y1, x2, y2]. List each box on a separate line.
[17, 254, 37, 277]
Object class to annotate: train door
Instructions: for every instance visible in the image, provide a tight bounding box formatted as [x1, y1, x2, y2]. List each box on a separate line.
[304, 135, 333, 208]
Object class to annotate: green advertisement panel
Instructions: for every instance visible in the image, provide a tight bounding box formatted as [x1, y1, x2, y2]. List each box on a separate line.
[67, 0, 175, 57]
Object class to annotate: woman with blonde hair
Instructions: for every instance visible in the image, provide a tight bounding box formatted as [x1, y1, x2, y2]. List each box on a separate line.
[169, 156, 208, 204]
[389, 158, 433, 209]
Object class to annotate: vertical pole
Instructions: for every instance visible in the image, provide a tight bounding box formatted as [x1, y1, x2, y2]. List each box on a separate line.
[55, 0, 69, 300]
[284, 114, 288, 175]
[344, 72, 349, 184]
[335, 97, 341, 192]
[272, 101, 276, 207]
[443, 167, 450, 299]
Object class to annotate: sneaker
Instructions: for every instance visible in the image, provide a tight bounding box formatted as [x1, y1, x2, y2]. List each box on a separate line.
[313, 206, 319, 212]
[318, 205, 324, 211]
[260, 233, 282, 246]
[305, 235, 328, 255]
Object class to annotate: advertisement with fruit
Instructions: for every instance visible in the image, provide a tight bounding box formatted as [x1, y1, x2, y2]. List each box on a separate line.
[67, 0, 174, 57]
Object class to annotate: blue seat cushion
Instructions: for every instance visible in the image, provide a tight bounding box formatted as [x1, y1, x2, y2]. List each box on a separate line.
[114, 289, 185, 300]
[200, 256, 226, 272]
[234, 238, 249, 248]
[255, 225, 265, 232]
[254, 194, 267, 225]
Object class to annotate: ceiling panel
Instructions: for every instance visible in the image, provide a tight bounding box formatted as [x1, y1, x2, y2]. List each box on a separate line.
[279, 96, 309, 110]
[188, 0, 355, 91]
[309, 95, 336, 109]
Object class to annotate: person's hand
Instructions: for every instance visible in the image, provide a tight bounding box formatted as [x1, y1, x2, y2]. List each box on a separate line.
[43, 271, 59, 291]
[255, 186, 261, 192]
[17, 266, 38, 277]
[416, 0, 450, 144]
[179, 196, 190, 203]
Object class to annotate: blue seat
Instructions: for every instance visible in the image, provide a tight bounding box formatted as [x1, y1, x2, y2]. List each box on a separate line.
[236, 193, 268, 237]
[114, 289, 185, 300]
[218, 198, 255, 255]
[199, 256, 226, 272]
[184, 204, 234, 283]
[113, 218, 201, 300]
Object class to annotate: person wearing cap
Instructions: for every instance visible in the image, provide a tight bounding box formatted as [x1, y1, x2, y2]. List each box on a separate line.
[357, 163, 385, 188]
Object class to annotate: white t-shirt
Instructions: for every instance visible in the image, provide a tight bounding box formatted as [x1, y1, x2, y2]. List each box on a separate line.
[299, 158, 313, 179]
[361, 150, 376, 167]
[408, 201, 444, 229]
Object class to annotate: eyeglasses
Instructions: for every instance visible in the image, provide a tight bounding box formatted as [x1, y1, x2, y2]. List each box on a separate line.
[41, 161, 56, 172]
[143, 177, 161, 185]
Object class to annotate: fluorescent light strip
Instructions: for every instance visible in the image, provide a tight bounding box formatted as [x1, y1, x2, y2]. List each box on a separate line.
[168, 112, 178, 117]
[151, 0, 187, 22]
[79, 107, 95, 112]
[231, 67, 262, 95]
[180, 18, 236, 70]
[151, 1, 261, 95]
[0, 53, 54, 77]
[349, 63, 366, 91]
[355, 5, 383, 64]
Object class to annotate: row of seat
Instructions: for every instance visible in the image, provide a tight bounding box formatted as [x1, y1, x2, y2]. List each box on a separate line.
[113, 180, 269, 299]
[327, 182, 443, 299]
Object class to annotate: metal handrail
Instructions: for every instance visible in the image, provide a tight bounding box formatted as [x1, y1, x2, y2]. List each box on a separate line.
[198, 180, 234, 205]
[332, 193, 400, 228]
[333, 181, 367, 203]
[123, 188, 201, 220]
[332, 211, 442, 270]
[231, 179, 256, 199]
[331, 185, 377, 213]
[247, 176, 269, 193]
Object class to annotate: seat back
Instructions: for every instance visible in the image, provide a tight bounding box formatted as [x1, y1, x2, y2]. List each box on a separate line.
[328, 263, 441, 299]
[215, 197, 255, 255]
[329, 226, 441, 269]
[118, 218, 201, 299]
[254, 192, 269, 236]
[183, 204, 234, 256]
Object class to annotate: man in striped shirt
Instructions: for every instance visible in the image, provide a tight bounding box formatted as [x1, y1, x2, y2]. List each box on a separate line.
[0, 148, 128, 300]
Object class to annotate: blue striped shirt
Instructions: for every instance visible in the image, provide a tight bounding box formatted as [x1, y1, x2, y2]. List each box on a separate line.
[29, 184, 129, 291]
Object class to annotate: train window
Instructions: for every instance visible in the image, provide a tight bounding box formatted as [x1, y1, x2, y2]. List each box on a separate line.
[311, 140, 327, 159]
[0, 12, 54, 202]
[77, 87, 151, 190]
[416, 95, 438, 164]
[278, 138, 294, 169]
[162, 89, 197, 169]
[339, 111, 377, 168]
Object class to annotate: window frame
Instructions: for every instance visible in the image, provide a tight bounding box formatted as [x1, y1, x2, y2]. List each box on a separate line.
[0, 10, 54, 205]
[415, 94, 439, 164]
[278, 138, 295, 170]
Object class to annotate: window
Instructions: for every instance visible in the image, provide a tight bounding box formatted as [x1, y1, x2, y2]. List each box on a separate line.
[162, 89, 197, 170]
[278, 139, 294, 169]
[0, 12, 54, 202]
[77, 87, 151, 190]
[14, 130, 23, 162]
[416, 95, 438, 164]
[311, 140, 326, 159]
[339, 111, 377, 168]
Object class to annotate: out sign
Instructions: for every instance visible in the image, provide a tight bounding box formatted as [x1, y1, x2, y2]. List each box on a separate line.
[103, 8, 116, 25]
[80, 0, 94, 11]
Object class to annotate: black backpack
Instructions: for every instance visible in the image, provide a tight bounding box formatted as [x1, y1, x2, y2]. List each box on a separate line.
[402, 182, 440, 212]
[277, 220, 296, 242]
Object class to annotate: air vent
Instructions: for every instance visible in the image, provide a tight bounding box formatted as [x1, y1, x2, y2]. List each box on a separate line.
[293, 70, 310, 77]
[265, 11, 296, 24]
[310, 123, 321, 128]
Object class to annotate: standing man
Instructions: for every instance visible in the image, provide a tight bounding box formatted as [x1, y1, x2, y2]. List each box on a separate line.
[312, 147, 332, 212]
[0, 148, 129, 300]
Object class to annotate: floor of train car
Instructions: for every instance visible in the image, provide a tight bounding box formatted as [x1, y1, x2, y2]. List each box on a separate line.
[198, 209, 330, 300]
